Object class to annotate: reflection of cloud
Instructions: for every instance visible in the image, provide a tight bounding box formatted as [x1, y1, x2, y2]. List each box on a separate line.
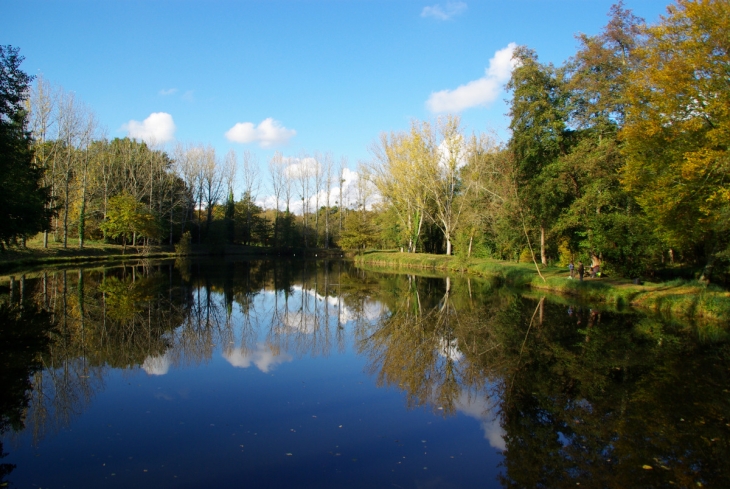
[455, 391, 505, 450]
[282, 311, 317, 333]
[223, 343, 292, 373]
[289, 285, 387, 326]
[438, 337, 464, 362]
[142, 352, 172, 375]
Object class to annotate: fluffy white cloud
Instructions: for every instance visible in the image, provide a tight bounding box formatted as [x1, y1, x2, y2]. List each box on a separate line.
[283, 156, 320, 179]
[426, 43, 517, 113]
[421, 1, 467, 20]
[223, 343, 293, 373]
[159, 88, 177, 96]
[225, 118, 296, 148]
[123, 112, 176, 144]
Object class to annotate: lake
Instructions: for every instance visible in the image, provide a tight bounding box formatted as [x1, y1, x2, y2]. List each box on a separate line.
[1, 258, 728, 488]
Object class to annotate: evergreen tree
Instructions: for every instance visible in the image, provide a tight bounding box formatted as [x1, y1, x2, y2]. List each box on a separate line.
[0, 46, 53, 250]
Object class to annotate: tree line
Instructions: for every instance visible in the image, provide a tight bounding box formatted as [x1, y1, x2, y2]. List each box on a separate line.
[0, 46, 360, 252]
[363, 0, 729, 281]
[2, 0, 727, 281]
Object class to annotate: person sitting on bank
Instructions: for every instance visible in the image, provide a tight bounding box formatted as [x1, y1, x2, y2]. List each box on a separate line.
[590, 265, 601, 278]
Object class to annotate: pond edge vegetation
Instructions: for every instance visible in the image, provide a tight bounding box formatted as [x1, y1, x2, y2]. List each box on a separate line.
[355, 251, 730, 323]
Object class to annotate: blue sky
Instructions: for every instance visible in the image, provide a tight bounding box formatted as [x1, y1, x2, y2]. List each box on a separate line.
[5, 0, 670, 189]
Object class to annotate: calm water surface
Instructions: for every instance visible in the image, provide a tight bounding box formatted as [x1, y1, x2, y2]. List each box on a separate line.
[1, 258, 728, 488]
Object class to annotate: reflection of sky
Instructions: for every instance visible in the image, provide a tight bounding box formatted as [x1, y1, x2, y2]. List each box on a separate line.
[223, 343, 293, 373]
[454, 391, 505, 451]
[258, 285, 387, 332]
[142, 351, 172, 375]
[438, 337, 464, 362]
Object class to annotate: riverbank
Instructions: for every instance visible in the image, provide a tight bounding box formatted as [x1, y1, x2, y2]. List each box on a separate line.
[355, 251, 730, 323]
[0, 240, 277, 274]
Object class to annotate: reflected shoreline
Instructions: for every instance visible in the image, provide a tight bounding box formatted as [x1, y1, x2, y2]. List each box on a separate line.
[1, 258, 729, 488]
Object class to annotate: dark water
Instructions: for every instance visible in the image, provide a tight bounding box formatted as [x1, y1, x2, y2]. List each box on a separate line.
[1, 258, 728, 488]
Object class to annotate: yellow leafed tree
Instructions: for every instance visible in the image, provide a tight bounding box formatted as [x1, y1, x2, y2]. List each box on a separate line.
[621, 0, 730, 276]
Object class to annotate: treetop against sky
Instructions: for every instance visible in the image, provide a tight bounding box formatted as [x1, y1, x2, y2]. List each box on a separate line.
[5, 1, 669, 174]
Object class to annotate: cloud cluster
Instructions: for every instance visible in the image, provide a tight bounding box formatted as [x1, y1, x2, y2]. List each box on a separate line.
[123, 112, 177, 144]
[426, 42, 517, 113]
[225, 118, 296, 148]
[421, 1, 467, 20]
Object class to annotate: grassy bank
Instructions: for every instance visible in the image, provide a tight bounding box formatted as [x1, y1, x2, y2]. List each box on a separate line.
[355, 251, 730, 323]
[0, 237, 290, 274]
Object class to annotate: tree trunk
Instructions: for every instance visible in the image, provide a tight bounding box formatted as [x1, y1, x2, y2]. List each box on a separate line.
[540, 225, 547, 266]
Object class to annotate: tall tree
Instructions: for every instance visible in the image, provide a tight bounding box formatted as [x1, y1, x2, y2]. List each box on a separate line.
[621, 0, 730, 280]
[0, 45, 53, 250]
[507, 46, 570, 265]
[555, 2, 652, 275]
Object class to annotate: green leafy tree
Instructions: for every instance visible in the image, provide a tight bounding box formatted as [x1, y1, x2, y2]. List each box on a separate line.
[622, 0, 730, 280]
[0, 45, 53, 250]
[100, 194, 159, 253]
[507, 46, 571, 265]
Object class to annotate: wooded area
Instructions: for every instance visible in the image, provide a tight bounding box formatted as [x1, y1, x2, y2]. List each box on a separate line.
[1, 0, 727, 282]
[367, 0, 729, 281]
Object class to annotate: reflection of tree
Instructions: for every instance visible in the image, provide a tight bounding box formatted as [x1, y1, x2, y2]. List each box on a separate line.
[0, 299, 56, 486]
[6, 258, 726, 488]
[358, 274, 495, 416]
[492, 299, 730, 488]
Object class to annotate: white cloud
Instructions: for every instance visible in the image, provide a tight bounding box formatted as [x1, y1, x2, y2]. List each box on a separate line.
[123, 112, 176, 144]
[159, 88, 178, 96]
[426, 43, 517, 113]
[225, 118, 296, 148]
[283, 156, 320, 179]
[223, 343, 293, 373]
[421, 1, 467, 20]
[142, 352, 172, 375]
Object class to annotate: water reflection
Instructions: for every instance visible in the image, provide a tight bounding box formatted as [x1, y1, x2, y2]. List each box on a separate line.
[1, 259, 729, 488]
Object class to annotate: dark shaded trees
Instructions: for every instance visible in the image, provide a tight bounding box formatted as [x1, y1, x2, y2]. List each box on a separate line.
[0, 46, 53, 250]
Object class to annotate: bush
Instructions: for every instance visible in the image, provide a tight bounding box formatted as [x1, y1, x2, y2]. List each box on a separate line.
[175, 231, 192, 255]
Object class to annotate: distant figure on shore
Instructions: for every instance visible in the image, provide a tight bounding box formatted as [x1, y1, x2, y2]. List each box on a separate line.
[568, 261, 575, 279]
[590, 265, 601, 278]
[578, 262, 584, 281]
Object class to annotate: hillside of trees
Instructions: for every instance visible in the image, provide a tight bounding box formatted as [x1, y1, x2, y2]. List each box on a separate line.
[1, 0, 727, 283]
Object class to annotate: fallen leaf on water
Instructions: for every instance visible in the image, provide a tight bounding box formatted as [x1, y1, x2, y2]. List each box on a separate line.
[642, 465, 653, 470]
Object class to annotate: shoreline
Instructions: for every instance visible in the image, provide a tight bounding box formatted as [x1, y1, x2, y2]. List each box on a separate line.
[354, 251, 730, 324]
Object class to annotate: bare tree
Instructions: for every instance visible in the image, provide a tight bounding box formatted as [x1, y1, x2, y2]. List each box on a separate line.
[268, 152, 285, 247]
[241, 150, 260, 245]
[28, 75, 60, 248]
[338, 156, 348, 234]
[57, 90, 85, 248]
[323, 152, 334, 248]
[201, 145, 223, 238]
